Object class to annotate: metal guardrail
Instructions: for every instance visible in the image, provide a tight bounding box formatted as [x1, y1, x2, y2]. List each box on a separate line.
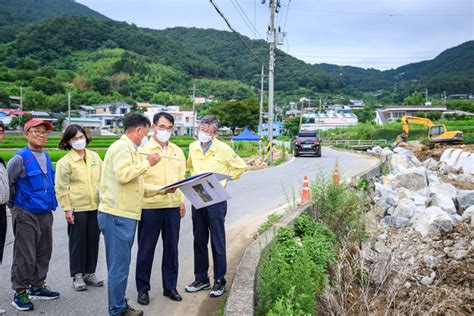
[322, 139, 388, 147]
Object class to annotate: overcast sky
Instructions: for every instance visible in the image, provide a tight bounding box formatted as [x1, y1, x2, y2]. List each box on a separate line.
[76, 0, 473, 70]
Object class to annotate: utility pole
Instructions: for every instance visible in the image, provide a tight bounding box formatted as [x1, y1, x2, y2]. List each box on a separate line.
[267, 0, 276, 165]
[425, 88, 428, 102]
[192, 83, 196, 136]
[258, 64, 264, 153]
[263, 0, 284, 164]
[68, 92, 71, 127]
[19, 86, 23, 127]
[319, 98, 322, 138]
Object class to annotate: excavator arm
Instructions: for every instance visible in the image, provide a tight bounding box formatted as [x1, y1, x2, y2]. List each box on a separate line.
[401, 116, 435, 135]
[396, 115, 463, 145]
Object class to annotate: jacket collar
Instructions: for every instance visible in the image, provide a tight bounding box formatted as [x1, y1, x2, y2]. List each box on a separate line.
[195, 138, 220, 155]
[145, 137, 176, 154]
[121, 134, 138, 152]
[69, 149, 87, 162]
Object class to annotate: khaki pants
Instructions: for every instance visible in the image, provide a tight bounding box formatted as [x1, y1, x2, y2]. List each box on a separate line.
[11, 207, 53, 292]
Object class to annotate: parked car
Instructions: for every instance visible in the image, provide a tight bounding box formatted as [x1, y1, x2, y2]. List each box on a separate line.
[293, 131, 321, 157]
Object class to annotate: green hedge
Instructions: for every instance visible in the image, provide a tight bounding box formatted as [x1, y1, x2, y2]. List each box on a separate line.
[320, 119, 474, 144]
[257, 213, 336, 315]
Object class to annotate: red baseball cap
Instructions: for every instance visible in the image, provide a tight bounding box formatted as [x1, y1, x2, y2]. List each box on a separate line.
[24, 119, 53, 133]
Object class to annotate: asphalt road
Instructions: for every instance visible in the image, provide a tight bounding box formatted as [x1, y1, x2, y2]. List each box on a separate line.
[0, 147, 378, 315]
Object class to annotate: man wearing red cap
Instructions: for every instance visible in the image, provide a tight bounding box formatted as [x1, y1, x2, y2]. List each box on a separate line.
[7, 119, 60, 311]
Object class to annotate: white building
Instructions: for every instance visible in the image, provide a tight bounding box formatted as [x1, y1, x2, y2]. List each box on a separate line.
[349, 99, 365, 108]
[143, 105, 196, 136]
[375, 105, 447, 125]
[301, 107, 358, 131]
[63, 117, 102, 131]
[88, 102, 132, 129]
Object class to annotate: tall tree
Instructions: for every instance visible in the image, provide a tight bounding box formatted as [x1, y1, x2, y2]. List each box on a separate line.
[208, 99, 259, 135]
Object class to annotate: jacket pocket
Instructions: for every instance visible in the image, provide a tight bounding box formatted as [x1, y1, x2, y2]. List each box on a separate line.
[27, 169, 45, 192]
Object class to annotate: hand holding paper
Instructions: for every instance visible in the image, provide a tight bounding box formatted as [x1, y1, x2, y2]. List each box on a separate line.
[158, 172, 232, 209]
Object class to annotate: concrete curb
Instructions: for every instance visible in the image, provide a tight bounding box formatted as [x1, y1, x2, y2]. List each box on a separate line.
[224, 150, 383, 315]
[329, 146, 388, 184]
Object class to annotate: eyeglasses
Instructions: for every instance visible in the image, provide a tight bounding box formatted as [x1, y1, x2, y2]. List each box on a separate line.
[29, 130, 49, 137]
[156, 125, 174, 132]
[199, 128, 215, 134]
[71, 135, 85, 142]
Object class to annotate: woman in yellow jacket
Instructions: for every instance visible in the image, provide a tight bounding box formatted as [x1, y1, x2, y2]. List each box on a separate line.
[55, 124, 104, 291]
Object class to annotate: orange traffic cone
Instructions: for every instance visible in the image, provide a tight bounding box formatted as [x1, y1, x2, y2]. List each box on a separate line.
[301, 176, 310, 204]
[333, 162, 340, 185]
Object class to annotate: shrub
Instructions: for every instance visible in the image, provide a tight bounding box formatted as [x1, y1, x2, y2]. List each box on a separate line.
[309, 177, 367, 244]
[257, 216, 336, 316]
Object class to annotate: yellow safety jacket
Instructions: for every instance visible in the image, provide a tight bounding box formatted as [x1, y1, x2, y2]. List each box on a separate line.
[187, 138, 247, 186]
[98, 135, 159, 220]
[141, 137, 186, 209]
[55, 149, 102, 212]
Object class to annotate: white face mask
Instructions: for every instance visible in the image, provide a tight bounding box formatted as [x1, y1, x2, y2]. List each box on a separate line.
[71, 138, 86, 150]
[140, 135, 149, 147]
[156, 129, 172, 143]
[198, 131, 213, 143]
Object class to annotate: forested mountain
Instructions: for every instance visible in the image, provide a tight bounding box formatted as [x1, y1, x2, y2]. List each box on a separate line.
[0, 0, 108, 43]
[0, 0, 470, 113]
[8, 16, 221, 77]
[315, 41, 474, 94]
[159, 27, 343, 93]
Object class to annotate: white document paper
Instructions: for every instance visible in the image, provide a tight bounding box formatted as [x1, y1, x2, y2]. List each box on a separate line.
[159, 172, 232, 209]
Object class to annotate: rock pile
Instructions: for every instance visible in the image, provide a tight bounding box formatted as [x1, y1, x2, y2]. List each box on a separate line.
[363, 145, 474, 313]
[244, 148, 287, 170]
[371, 146, 474, 237]
[363, 219, 473, 314]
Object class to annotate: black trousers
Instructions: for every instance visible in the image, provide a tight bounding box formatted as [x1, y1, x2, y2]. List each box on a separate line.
[0, 204, 6, 263]
[67, 210, 100, 277]
[192, 201, 227, 283]
[136, 208, 181, 292]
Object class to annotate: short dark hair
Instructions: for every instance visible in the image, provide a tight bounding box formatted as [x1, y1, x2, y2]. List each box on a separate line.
[58, 124, 91, 150]
[0, 121, 4, 132]
[123, 113, 150, 132]
[153, 112, 174, 125]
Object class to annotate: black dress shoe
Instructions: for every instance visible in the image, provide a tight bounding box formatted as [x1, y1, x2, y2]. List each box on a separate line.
[137, 291, 149, 305]
[163, 289, 182, 302]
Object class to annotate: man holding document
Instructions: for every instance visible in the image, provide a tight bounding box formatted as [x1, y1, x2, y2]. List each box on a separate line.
[185, 115, 247, 298]
[135, 112, 186, 305]
[98, 113, 162, 316]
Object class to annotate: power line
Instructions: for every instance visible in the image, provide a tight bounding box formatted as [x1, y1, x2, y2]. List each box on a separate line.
[293, 55, 435, 59]
[289, 8, 470, 17]
[209, 0, 266, 67]
[231, 0, 264, 39]
[281, 0, 291, 33]
[290, 49, 444, 54]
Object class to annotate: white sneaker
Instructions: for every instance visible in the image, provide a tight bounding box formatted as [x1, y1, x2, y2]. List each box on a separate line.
[84, 273, 104, 287]
[73, 273, 87, 291]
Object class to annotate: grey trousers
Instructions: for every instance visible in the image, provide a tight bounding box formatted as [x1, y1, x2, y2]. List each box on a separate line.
[11, 207, 53, 292]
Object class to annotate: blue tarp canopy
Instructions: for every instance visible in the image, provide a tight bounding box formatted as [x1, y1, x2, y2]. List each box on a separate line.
[231, 129, 260, 141]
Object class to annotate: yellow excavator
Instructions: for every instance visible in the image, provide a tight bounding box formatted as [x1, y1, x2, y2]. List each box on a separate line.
[396, 115, 464, 145]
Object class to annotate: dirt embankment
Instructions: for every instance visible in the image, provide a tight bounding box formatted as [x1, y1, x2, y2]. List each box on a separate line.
[412, 143, 474, 162]
[408, 143, 474, 190]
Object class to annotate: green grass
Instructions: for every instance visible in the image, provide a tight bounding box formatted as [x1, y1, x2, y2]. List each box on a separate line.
[256, 213, 336, 315]
[320, 119, 474, 144]
[0, 136, 259, 163]
[257, 213, 284, 235]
